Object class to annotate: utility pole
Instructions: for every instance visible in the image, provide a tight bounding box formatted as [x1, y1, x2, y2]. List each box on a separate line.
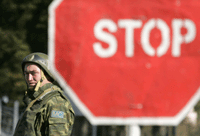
[13, 100, 19, 133]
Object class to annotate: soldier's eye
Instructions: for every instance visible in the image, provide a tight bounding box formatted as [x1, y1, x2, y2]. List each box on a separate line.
[24, 72, 28, 75]
[32, 71, 39, 75]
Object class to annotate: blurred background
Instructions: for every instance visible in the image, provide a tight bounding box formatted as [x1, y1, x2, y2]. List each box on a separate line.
[0, 0, 200, 135]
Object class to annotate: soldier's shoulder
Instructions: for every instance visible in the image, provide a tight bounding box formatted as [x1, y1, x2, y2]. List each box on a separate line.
[46, 92, 68, 106]
[44, 90, 74, 112]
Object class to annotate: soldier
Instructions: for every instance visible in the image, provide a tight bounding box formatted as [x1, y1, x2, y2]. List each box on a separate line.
[14, 52, 75, 136]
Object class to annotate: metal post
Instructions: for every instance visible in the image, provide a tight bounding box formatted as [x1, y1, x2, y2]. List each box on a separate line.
[92, 125, 97, 136]
[13, 100, 19, 133]
[0, 99, 2, 135]
[168, 126, 177, 136]
[173, 126, 177, 136]
[128, 125, 141, 136]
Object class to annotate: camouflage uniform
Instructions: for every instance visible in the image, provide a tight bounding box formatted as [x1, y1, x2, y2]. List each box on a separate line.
[13, 53, 75, 136]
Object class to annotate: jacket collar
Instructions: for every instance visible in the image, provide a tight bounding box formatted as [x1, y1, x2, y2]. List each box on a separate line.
[32, 83, 53, 99]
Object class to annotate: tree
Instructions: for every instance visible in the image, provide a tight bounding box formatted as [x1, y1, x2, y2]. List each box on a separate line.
[0, 0, 52, 53]
[0, 29, 30, 104]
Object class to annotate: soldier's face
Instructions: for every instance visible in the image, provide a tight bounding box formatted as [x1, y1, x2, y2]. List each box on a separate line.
[24, 63, 41, 89]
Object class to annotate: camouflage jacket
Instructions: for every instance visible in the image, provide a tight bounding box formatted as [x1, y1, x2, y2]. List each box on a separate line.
[13, 83, 75, 136]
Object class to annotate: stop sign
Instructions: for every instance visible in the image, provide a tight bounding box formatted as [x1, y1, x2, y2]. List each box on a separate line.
[48, 0, 200, 125]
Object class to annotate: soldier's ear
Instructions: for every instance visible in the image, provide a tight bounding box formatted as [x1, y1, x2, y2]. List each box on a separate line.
[44, 71, 54, 82]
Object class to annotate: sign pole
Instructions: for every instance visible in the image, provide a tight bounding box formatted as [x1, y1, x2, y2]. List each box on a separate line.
[128, 125, 141, 136]
[92, 125, 97, 136]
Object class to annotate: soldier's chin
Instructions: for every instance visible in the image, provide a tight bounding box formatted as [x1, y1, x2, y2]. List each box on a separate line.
[28, 86, 35, 90]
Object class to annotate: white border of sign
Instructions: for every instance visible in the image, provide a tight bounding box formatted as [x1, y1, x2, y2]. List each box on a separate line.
[48, 0, 200, 125]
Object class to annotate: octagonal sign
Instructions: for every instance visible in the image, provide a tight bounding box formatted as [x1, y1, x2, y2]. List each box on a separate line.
[48, 0, 200, 125]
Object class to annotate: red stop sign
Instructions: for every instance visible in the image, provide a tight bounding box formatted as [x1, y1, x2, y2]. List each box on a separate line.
[48, 0, 200, 125]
